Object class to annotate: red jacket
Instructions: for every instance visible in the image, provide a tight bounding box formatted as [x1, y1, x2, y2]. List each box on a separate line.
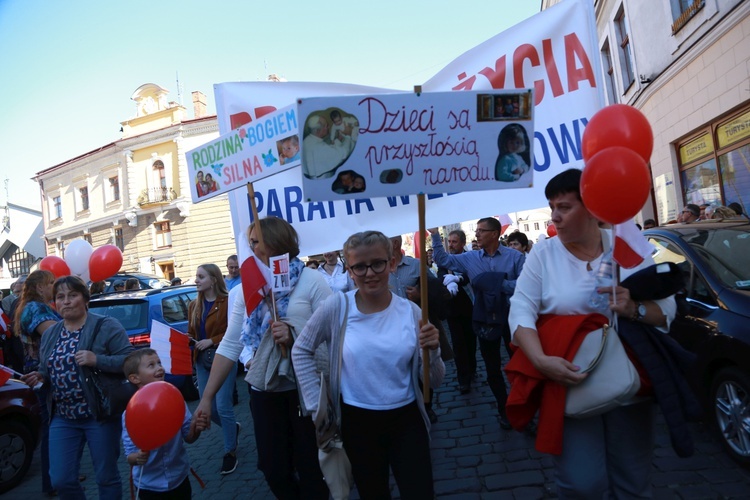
[504, 313, 608, 455]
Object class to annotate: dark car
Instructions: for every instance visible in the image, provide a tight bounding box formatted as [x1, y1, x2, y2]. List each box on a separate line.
[99, 273, 171, 294]
[644, 219, 750, 467]
[88, 286, 199, 400]
[0, 378, 42, 494]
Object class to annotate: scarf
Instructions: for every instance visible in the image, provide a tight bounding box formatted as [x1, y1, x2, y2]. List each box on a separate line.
[241, 257, 304, 350]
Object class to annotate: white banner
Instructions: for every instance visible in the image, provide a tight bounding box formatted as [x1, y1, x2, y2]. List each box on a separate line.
[186, 105, 300, 203]
[217, 0, 602, 256]
[298, 90, 535, 200]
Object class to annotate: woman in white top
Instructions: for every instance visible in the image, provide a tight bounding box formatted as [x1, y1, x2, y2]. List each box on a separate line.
[318, 250, 354, 293]
[293, 230, 445, 499]
[194, 216, 331, 499]
[509, 168, 676, 499]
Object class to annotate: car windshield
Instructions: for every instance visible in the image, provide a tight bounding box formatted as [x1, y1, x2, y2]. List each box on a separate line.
[88, 301, 149, 331]
[680, 227, 750, 290]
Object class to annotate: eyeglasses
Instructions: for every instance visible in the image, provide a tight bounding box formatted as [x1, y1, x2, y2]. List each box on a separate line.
[349, 259, 389, 277]
[475, 228, 497, 234]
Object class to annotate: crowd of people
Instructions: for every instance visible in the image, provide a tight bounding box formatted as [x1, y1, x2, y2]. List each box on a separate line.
[4, 170, 748, 499]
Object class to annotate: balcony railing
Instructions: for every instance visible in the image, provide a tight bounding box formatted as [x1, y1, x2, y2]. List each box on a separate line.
[671, 0, 705, 34]
[137, 187, 177, 206]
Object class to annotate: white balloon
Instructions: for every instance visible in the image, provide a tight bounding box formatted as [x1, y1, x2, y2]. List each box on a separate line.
[65, 239, 94, 276]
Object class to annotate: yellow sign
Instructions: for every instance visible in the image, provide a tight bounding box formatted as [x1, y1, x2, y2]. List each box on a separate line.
[717, 110, 750, 148]
[679, 133, 713, 164]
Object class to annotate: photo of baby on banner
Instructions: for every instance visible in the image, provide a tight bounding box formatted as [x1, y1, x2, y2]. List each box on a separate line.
[277, 134, 300, 165]
[301, 107, 359, 180]
[299, 89, 535, 203]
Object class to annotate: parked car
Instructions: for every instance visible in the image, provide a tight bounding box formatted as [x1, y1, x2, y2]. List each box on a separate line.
[98, 273, 171, 294]
[88, 286, 199, 400]
[0, 378, 42, 494]
[644, 219, 750, 467]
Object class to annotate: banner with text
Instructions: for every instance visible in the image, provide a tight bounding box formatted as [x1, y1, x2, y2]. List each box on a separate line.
[216, 0, 602, 256]
[299, 90, 534, 201]
[186, 104, 299, 203]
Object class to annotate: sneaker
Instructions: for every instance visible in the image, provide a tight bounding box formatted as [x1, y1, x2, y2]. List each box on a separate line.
[221, 452, 238, 475]
[235, 421, 241, 450]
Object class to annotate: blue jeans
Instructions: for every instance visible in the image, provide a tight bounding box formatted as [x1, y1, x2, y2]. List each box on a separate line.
[48, 415, 122, 500]
[196, 360, 237, 454]
[553, 400, 656, 499]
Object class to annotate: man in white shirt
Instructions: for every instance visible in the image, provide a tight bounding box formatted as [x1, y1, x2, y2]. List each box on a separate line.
[302, 114, 354, 179]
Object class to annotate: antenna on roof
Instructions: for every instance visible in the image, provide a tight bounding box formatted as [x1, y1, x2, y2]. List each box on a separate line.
[176, 71, 183, 107]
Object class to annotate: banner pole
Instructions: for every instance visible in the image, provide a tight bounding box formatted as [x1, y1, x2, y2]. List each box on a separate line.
[247, 182, 285, 357]
[417, 195, 430, 403]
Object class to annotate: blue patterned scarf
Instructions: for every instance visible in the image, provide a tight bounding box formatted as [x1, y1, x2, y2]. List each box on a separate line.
[241, 257, 305, 351]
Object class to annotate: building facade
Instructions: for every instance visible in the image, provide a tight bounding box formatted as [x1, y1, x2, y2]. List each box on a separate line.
[34, 84, 238, 282]
[544, 0, 749, 223]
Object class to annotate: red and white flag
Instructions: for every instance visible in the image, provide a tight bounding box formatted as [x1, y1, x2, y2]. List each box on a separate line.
[0, 311, 10, 336]
[498, 214, 513, 235]
[241, 254, 272, 315]
[0, 364, 14, 386]
[150, 321, 193, 375]
[236, 229, 272, 315]
[613, 222, 654, 269]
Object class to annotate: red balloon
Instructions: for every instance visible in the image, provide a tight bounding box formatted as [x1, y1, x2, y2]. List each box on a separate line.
[125, 381, 185, 451]
[89, 245, 123, 282]
[581, 147, 652, 225]
[39, 256, 71, 278]
[546, 224, 557, 237]
[582, 104, 653, 163]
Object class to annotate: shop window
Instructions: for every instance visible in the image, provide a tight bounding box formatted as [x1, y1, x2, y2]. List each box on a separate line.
[719, 145, 750, 216]
[680, 159, 721, 207]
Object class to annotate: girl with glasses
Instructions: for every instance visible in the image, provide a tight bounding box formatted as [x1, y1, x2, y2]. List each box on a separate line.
[293, 230, 445, 499]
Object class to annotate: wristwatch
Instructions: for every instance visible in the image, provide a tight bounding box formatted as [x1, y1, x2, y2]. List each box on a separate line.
[633, 302, 646, 321]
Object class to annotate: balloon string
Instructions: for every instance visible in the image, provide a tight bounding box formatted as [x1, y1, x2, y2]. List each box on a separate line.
[136, 465, 144, 500]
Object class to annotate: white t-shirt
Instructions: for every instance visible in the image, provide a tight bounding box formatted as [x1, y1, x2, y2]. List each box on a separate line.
[341, 291, 416, 410]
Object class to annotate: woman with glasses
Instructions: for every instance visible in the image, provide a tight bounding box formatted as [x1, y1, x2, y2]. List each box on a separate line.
[194, 216, 332, 499]
[293, 230, 445, 499]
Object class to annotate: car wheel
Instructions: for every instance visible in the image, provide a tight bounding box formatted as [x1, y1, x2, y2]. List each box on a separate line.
[710, 367, 750, 467]
[0, 420, 35, 494]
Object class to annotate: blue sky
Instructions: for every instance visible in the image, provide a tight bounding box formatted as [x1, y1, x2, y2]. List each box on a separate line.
[0, 0, 540, 210]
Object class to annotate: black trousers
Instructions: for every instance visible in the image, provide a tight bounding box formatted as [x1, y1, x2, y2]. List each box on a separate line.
[341, 400, 434, 500]
[248, 388, 329, 500]
[447, 314, 477, 386]
[479, 336, 510, 414]
[137, 476, 191, 499]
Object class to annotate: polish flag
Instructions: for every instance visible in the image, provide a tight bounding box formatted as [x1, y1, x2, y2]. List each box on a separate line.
[0, 311, 10, 337]
[613, 222, 654, 269]
[241, 254, 271, 315]
[498, 214, 513, 235]
[237, 229, 272, 315]
[150, 321, 193, 375]
[0, 364, 14, 387]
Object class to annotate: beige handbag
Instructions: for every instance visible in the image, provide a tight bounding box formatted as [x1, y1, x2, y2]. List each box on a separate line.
[314, 293, 353, 500]
[565, 325, 641, 418]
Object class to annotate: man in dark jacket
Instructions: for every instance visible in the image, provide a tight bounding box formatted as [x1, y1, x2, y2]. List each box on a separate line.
[438, 230, 477, 395]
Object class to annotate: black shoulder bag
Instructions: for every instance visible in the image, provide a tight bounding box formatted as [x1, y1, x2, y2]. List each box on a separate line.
[84, 318, 136, 421]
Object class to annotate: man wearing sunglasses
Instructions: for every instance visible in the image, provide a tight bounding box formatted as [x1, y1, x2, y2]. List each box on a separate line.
[430, 217, 525, 432]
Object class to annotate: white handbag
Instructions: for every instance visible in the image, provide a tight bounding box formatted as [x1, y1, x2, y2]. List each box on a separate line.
[565, 325, 641, 418]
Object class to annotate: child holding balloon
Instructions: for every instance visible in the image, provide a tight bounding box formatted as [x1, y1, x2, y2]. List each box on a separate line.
[122, 349, 208, 499]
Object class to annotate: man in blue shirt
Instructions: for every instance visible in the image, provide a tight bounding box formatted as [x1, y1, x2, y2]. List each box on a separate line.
[225, 255, 241, 290]
[430, 217, 525, 430]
